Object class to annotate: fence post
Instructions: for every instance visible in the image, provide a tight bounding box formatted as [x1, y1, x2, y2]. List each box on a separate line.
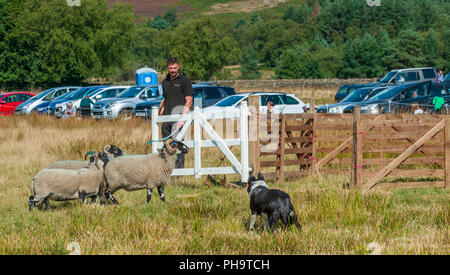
[248, 96, 260, 177]
[309, 99, 317, 176]
[194, 106, 201, 178]
[445, 118, 450, 189]
[278, 114, 286, 181]
[151, 106, 159, 154]
[351, 106, 362, 188]
[240, 101, 249, 183]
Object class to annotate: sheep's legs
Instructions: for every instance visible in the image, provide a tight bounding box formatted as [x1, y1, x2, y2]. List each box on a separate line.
[105, 190, 119, 205]
[90, 195, 99, 204]
[146, 188, 153, 205]
[43, 198, 50, 211]
[80, 191, 87, 205]
[157, 186, 165, 202]
[28, 196, 36, 211]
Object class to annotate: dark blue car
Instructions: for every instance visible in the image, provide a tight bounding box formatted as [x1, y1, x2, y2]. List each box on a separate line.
[133, 83, 236, 120]
[343, 81, 431, 114]
[47, 86, 109, 116]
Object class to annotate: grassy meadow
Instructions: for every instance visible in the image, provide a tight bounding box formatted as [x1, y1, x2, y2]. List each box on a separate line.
[0, 111, 449, 255]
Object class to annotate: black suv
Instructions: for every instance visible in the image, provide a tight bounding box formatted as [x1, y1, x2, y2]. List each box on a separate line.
[343, 81, 432, 114]
[334, 84, 371, 102]
[134, 83, 236, 119]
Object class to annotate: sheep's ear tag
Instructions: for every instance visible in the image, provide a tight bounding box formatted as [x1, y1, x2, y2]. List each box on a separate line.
[170, 141, 177, 148]
[86, 151, 95, 155]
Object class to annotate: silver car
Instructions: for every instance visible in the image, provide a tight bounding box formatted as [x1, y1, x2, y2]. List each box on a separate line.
[92, 85, 161, 119]
[14, 86, 80, 115]
[56, 86, 131, 117]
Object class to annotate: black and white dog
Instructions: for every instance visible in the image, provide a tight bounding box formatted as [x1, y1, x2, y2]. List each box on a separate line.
[247, 173, 301, 233]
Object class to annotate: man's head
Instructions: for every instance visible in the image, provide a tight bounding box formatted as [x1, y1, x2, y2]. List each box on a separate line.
[67, 102, 73, 108]
[267, 101, 274, 108]
[167, 57, 180, 79]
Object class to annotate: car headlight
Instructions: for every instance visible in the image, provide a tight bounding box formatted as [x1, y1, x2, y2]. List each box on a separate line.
[329, 106, 345, 113]
[361, 104, 380, 114]
[105, 102, 117, 108]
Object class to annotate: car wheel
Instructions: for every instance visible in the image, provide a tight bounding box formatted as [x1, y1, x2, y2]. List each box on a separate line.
[118, 109, 133, 120]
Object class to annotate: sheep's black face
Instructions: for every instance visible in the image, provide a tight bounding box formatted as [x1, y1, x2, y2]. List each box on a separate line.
[174, 141, 189, 154]
[106, 145, 124, 157]
[97, 151, 110, 166]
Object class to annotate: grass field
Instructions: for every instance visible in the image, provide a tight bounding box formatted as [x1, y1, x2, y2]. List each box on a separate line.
[0, 114, 449, 255]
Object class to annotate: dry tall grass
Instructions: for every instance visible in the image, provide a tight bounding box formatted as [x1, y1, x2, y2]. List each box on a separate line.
[0, 115, 448, 255]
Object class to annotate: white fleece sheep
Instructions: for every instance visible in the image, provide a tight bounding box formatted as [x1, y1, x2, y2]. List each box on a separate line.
[28, 156, 105, 210]
[103, 139, 189, 205]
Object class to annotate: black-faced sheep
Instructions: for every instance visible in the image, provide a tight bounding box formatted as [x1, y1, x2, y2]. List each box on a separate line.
[102, 139, 189, 205]
[28, 154, 105, 211]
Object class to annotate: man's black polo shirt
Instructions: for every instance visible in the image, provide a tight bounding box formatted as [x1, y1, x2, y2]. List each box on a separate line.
[162, 72, 193, 115]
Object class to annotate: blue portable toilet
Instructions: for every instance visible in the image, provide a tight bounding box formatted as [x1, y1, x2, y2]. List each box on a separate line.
[136, 67, 158, 86]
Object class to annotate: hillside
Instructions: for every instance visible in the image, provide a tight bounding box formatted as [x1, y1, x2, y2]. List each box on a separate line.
[108, 0, 292, 18]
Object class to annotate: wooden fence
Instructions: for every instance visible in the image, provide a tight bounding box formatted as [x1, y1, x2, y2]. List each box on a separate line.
[249, 103, 449, 190]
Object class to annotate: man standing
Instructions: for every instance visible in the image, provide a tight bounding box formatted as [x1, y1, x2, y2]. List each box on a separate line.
[79, 95, 94, 118]
[159, 57, 193, 168]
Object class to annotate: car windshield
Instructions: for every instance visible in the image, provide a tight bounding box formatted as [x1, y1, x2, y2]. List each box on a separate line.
[368, 86, 404, 100]
[85, 88, 104, 97]
[380, 71, 397, 83]
[32, 88, 56, 100]
[430, 85, 447, 96]
[215, 95, 245, 107]
[56, 90, 76, 100]
[365, 87, 388, 100]
[64, 88, 91, 100]
[118, 87, 147, 98]
[336, 86, 349, 95]
[341, 88, 371, 103]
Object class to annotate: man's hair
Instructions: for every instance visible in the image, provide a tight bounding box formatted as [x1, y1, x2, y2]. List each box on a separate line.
[167, 57, 178, 66]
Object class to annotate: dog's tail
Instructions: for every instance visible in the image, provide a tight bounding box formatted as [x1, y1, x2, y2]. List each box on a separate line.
[282, 200, 302, 231]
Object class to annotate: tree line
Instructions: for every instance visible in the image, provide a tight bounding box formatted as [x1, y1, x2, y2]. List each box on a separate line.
[0, 0, 448, 89]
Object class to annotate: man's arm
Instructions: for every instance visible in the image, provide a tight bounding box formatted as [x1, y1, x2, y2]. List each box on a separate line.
[182, 96, 193, 114]
[176, 96, 193, 129]
[158, 99, 165, 116]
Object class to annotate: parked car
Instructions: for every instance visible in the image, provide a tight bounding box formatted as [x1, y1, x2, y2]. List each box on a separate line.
[134, 83, 236, 119]
[343, 81, 431, 114]
[423, 82, 450, 113]
[334, 68, 438, 103]
[32, 89, 78, 114]
[48, 86, 109, 116]
[318, 86, 388, 113]
[334, 84, 371, 103]
[0, 92, 35, 115]
[91, 85, 161, 119]
[376, 67, 438, 85]
[14, 86, 80, 115]
[203, 92, 307, 115]
[69, 86, 130, 115]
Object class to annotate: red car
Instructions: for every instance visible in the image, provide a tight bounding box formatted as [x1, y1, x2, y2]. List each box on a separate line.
[0, 92, 35, 115]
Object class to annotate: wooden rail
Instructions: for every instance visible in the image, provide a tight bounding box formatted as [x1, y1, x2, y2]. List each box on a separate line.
[252, 105, 449, 190]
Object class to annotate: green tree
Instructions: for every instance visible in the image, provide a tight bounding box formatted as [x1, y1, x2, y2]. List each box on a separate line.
[275, 45, 319, 79]
[240, 44, 262, 80]
[151, 15, 169, 30]
[164, 18, 240, 80]
[0, 0, 135, 88]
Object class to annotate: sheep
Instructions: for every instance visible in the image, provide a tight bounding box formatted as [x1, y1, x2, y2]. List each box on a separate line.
[46, 145, 124, 170]
[28, 154, 105, 211]
[102, 138, 189, 205]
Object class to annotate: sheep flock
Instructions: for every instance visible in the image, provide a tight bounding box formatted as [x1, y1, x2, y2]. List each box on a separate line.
[28, 139, 189, 211]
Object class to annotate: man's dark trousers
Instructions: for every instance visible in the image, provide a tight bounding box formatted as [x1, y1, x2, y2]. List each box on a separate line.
[161, 122, 185, 168]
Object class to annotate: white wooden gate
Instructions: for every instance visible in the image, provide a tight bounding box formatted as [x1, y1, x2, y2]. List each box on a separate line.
[151, 102, 250, 182]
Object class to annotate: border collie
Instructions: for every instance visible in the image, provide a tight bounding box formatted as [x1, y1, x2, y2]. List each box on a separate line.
[247, 173, 301, 233]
